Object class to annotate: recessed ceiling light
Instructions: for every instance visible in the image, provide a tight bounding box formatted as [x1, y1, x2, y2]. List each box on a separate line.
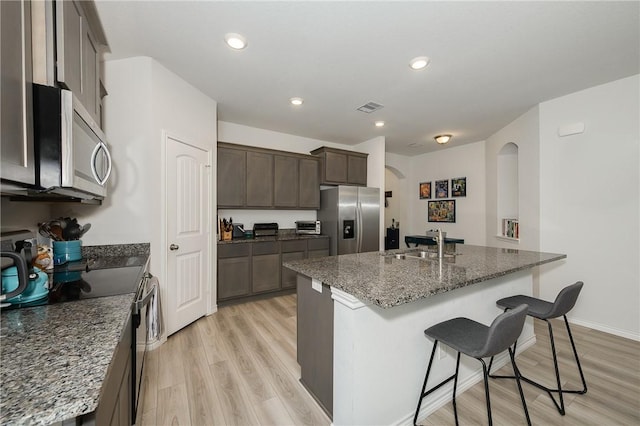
[224, 33, 247, 50]
[290, 97, 304, 106]
[434, 134, 452, 144]
[375, 121, 385, 127]
[409, 56, 430, 70]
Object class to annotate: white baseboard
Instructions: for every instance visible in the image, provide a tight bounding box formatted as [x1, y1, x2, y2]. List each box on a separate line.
[403, 334, 537, 426]
[146, 336, 166, 351]
[569, 317, 639, 342]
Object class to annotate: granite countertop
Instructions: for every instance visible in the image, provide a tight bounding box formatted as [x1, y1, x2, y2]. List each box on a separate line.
[283, 244, 566, 309]
[218, 233, 329, 244]
[0, 243, 150, 425]
[0, 294, 134, 425]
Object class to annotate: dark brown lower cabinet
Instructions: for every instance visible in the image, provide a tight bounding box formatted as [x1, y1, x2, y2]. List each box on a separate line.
[307, 237, 330, 258]
[297, 274, 334, 418]
[218, 244, 251, 300]
[217, 237, 330, 303]
[281, 240, 307, 289]
[80, 314, 132, 425]
[252, 242, 280, 293]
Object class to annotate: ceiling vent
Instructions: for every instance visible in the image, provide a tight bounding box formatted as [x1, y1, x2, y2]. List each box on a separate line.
[356, 101, 384, 113]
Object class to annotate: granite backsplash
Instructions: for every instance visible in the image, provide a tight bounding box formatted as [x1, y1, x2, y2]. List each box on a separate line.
[82, 243, 150, 258]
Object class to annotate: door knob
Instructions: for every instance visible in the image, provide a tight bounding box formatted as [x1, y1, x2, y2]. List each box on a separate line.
[169, 244, 179, 251]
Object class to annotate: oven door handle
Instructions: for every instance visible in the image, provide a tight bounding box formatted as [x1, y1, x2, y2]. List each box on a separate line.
[135, 278, 157, 313]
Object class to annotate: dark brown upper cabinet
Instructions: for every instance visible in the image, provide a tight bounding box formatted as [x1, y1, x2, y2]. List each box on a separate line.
[311, 146, 368, 186]
[217, 142, 320, 209]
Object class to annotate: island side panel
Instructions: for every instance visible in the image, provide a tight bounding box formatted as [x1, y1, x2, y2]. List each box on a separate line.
[296, 274, 334, 417]
[331, 270, 535, 426]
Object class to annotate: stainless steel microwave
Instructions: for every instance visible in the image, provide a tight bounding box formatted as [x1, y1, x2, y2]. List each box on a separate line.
[32, 84, 112, 201]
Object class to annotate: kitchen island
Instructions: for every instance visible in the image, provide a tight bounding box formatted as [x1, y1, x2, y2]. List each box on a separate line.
[284, 244, 566, 425]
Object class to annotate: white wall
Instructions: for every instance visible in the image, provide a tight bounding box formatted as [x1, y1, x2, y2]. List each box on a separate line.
[384, 168, 405, 241]
[0, 199, 52, 235]
[385, 153, 412, 245]
[53, 56, 218, 331]
[219, 121, 347, 154]
[399, 141, 487, 245]
[354, 136, 386, 250]
[538, 75, 639, 339]
[53, 57, 154, 245]
[485, 106, 541, 252]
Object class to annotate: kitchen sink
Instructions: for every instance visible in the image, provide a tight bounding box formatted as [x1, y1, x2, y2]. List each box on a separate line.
[384, 249, 458, 260]
[405, 251, 456, 259]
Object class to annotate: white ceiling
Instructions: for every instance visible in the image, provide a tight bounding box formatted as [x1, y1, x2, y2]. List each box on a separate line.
[94, 1, 639, 156]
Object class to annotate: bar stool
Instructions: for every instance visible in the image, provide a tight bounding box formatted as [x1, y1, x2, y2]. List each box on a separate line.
[413, 304, 531, 426]
[488, 281, 587, 415]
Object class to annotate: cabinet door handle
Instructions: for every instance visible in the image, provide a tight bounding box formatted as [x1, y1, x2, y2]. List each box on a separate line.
[169, 244, 179, 251]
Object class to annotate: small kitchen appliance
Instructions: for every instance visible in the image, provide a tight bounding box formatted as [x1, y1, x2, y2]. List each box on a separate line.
[32, 84, 112, 201]
[295, 220, 321, 235]
[1, 265, 48, 305]
[253, 223, 279, 237]
[0, 252, 30, 304]
[232, 224, 245, 239]
[1, 232, 49, 306]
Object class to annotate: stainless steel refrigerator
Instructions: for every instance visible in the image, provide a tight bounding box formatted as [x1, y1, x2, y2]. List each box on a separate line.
[318, 186, 380, 255]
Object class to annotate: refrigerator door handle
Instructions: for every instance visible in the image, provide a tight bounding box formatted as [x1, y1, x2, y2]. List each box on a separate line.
[356, 201, 363, 252]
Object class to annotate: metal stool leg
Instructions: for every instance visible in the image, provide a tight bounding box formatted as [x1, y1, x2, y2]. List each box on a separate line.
[547, 319, 565, 414]
[452, 352, 461, 426]
[414, 342, 439, 425]
[563, 315, 588, 394]
[489, 317, 588, 415]
[487, 337, 518, 377]
[413, 343, 463, 425]
[509, 346, 531, 426]
[479, 359, 493, 426]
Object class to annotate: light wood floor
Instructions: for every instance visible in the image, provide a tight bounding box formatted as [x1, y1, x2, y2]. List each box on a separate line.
[139, 294, 640, 425]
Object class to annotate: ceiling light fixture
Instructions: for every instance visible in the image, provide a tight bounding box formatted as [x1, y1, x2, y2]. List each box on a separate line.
[290, 97, 304, 106]
[375, 121, 385, 127]
[224, 33, 247, 50]
[434, 134, 452, 144]
[409, 56, 430, 70]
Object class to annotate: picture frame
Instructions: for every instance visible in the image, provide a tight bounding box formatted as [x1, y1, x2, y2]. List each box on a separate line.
[428, 200, 456, 223]
[451, 177, 467, 197]
[419, 182, 431, 199]
[435, 180, 449, 198]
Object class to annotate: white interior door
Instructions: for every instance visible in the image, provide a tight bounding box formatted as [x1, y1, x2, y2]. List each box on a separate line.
[166, 135, 210, 335]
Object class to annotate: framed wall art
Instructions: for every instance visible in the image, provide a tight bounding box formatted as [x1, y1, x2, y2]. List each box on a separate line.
[419, 182, 431, 199]
[435, 180, 449, 198]
[451, 177, 466, 197]
[428, 200, 456, 223]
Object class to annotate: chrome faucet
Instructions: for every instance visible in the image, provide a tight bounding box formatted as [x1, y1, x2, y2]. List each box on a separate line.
[432, 229, 445, 259]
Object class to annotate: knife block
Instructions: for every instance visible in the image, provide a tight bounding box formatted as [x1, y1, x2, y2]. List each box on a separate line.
[219, 220, 233, 241]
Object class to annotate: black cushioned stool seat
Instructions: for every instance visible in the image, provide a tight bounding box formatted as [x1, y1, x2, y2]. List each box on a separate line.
[413, 305, 531, 426]
[488, 281, 587, 416]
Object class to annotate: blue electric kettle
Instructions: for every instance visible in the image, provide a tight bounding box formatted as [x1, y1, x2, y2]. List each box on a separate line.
[0, 252, 29, 303]
[1, 241, 49, 306]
